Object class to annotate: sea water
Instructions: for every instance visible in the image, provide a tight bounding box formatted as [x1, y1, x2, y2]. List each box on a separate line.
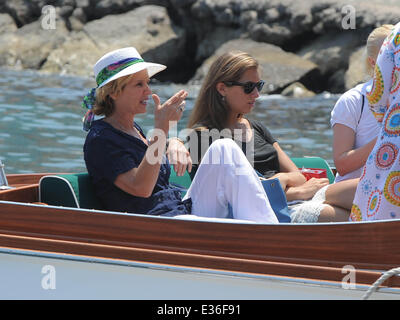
[0, 68, 340, 174]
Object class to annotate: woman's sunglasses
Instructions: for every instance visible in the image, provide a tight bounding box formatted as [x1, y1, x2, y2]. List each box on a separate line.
[224, 80, 265, 94]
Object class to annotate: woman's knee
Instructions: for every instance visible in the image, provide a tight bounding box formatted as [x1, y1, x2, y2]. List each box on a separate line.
[318, 205, 350, 222]
[209, 138, 240, 151]
[199, 139, 253, 177]
[204, 139, 241, 163]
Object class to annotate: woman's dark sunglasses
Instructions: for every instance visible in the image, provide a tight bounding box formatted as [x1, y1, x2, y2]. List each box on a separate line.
[224, 80, 265, 94]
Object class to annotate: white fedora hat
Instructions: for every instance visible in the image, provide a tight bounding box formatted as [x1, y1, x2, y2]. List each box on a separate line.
[93, 47, 166, 88]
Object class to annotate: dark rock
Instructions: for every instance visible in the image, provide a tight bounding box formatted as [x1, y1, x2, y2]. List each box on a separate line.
[169, 0, 197, 8]
[1, 0, 400, 93]
[249, 23, 293, 47]
[297, 29, 370, 78]
[195, 27, 242, 63]
[327, 68, 346, 93]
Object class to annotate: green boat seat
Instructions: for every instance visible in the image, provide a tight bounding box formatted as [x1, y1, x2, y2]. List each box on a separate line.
[38, 158, 331, 212]
[39, 166, 193, 210]
[39, 173, 103, 210]
[291, 157, 335, 184]
[168, 166, 192, 196]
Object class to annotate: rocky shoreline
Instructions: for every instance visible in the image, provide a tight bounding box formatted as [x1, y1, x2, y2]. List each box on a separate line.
[0, 0, 399, 94]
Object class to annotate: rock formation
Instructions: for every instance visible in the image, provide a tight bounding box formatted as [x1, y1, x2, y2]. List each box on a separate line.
[0, 0, 399, 93]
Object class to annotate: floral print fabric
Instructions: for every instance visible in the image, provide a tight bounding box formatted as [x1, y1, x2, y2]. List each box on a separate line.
[351, 22, 400, 221]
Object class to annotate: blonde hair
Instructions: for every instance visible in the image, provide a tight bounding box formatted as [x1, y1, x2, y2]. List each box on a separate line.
[365, 24, 394, 76]
[93, 74, 136, 117]
[187, 51, 259, 131]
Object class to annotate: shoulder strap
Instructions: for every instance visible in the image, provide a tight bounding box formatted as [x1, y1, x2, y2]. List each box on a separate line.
[358, 93, 365, 125]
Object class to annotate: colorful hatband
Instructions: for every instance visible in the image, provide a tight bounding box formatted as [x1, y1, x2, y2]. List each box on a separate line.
[95, 57, 143, 87]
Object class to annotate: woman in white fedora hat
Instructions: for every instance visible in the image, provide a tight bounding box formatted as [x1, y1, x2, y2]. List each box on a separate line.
[82, 47, 279, 223]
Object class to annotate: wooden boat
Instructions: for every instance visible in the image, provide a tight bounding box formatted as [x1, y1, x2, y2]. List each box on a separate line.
[1, 171, 400, 300]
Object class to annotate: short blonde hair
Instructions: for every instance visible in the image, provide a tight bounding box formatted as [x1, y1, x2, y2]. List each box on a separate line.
[365, 24, 394, 76]
[92, 73, 135, 117]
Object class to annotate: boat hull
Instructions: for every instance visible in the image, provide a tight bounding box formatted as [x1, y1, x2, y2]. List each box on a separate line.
[1, 173, 400, 299]
[0, 247, 398, 300]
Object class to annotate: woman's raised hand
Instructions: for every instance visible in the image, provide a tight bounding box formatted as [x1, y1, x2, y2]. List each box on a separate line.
[166, 138, 192, 176]
[152, 90, 188, 135]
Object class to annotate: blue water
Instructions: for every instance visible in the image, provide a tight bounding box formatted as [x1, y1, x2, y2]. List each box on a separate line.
[0, 68, 340, 174]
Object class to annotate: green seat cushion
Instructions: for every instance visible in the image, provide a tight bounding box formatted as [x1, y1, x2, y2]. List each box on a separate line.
[39, 159, 330, 212]
[39, 175, 80, 208]
[40, 169, 193, 210]
[169, 165, 192, 193]
[291, 157, 335, 184]
[39, 173, 103, 210]
[57, 173, 103, 210]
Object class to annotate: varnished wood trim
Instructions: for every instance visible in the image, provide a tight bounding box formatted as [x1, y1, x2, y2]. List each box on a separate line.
[0, 201, 399, 273]
[6, 173, 69, 185]
[0, 184, 38, 202]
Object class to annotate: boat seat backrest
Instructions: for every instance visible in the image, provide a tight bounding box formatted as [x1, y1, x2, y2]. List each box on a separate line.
[37, 157, 329, 215]
[38, 167, 192, 210]
[39, 173, 103, 210]
[291, 157, 335, 184]
[168, 166, 192, 196]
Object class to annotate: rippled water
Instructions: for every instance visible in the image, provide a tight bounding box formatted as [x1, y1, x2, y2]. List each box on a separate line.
[0, 68, 340, 174]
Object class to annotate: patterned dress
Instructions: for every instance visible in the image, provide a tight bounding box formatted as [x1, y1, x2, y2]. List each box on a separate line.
[351, 22, 400, 221]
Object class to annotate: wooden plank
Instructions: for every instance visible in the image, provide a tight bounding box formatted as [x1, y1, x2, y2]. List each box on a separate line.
[0, 200, 399, 272]
[0, 184, 38, 202]
[6, 173, 69, 185]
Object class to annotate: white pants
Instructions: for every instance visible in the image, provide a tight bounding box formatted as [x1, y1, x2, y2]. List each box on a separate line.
[183, 139, 278, 223]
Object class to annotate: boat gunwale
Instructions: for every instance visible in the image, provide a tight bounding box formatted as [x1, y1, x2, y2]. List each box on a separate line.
[3, 195, 400, 227]
[3, 173, 399, 227]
